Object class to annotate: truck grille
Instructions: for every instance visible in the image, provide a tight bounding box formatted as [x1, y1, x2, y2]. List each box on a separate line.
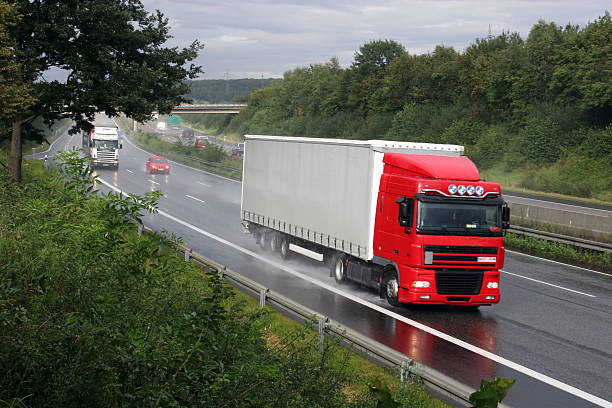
[435, 270, 483, 295]
[96, 151, 116, 163]
[424, 245, 497, 267]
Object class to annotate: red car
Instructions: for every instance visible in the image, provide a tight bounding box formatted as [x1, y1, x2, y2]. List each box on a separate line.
[195, 136, 209, 147]
[146, 156, 170, 174]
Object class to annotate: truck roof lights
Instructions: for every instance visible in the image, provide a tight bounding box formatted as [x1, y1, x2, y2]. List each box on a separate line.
[448, 184, 457, 194]
[457, 185, 467, 195]
[467, 185, 475, 195]
[475, 186, 485, 196]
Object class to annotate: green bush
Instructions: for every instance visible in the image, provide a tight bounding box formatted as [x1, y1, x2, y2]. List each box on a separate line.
[440, 118, 486, 146]
[0, 150, 386, 408]
[467, 125, 511, 169]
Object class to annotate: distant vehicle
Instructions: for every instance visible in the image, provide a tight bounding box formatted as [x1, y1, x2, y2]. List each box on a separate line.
[156, 121, 166, 131]
[146, 156, 170, 174]
[84, 115, 121, 169]
[195, 136, 209, 147]
[231, 142, 244, 157]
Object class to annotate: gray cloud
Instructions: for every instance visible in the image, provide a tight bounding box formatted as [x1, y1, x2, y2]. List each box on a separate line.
[142, 0, 609, 79]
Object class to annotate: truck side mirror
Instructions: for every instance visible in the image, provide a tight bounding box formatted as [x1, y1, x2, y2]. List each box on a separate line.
[396, 196, 414, 230]
[502, 205, 510, 229]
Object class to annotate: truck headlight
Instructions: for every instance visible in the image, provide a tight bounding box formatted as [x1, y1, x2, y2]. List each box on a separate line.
[412, 281, 430, 288]
[487, 282, 499, 289]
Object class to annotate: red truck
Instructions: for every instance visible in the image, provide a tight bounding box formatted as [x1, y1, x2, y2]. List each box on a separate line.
[241, 136, 509, 307]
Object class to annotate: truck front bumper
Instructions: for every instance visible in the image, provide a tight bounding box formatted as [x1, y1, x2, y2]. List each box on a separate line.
[397, 269, 501, 305]
[398, 286, 500, 305]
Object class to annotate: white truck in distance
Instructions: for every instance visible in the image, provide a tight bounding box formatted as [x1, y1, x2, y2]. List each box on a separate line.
[83, 116, 121, 169]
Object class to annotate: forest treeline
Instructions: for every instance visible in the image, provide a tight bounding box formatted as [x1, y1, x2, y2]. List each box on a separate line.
[185, 78, 281, 103]
[193, 13, 612, 201]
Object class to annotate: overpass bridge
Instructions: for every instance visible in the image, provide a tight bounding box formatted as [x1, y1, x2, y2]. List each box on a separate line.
[155, 104, 247, 115]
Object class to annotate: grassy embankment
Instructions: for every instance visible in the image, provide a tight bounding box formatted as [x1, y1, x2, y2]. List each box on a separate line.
[181, 114, 243, 143]
[0, 149, 449, 407]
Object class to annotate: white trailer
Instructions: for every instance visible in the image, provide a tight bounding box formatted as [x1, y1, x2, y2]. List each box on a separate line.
[83, 115, 121, 169]
[240, 135, 463, 261]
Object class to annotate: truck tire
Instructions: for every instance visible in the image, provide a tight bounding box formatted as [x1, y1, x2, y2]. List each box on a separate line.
[269, 232, 279, 253]
[280, 236, 291, 260]
[383, 268, 401, 307]
[258, 231, 270, 251]
[332, 254, 347, 283]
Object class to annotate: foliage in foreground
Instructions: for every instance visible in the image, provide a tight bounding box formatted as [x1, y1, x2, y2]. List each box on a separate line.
[469, 377, 515, 408]
[0, 150, 439, 407]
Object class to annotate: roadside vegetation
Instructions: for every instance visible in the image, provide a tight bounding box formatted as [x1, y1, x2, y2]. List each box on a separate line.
[116, 115, 243, 180]
[190, 14, 612, 204]
[504, 233, 612, 274]
[0, 149, 454, 407]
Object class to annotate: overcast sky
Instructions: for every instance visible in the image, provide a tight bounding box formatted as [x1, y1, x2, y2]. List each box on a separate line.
[141, 0, 610, 80]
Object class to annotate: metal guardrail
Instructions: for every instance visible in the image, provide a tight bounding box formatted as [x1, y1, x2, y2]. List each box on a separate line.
[182, 248, 484, 407]
[508, 225, 612, 254]
[184, 155, 241, 175]
[133, 224, 500, 408]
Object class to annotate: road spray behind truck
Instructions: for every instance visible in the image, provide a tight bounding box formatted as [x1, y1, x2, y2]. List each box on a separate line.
[240, 135, 510, 307]
[82, 115, 121, 169]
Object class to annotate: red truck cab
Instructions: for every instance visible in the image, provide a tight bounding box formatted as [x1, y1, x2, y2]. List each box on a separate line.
[373, 153, 506, 306]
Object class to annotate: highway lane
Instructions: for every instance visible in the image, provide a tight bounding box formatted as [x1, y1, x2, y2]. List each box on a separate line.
[47, 127, 612, 407]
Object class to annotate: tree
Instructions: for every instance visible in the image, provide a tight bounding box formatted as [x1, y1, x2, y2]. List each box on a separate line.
[0, 0, 34, 157]
[349, 40, 406, 115]
[5, 0, 203, 181]
[550, 12, 612, 124]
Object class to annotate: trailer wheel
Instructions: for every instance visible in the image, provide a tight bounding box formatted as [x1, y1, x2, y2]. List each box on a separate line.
[269, 233, 279, 253]
[258, 231, 270, 251]
[383, 269, 401, 307]
[280, 236, 291, 260]
[332, 254, 347, 283]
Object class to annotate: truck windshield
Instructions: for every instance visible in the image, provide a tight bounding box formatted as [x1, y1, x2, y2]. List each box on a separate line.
[416, 201, 502, 236]
[93, 139, 118, 150]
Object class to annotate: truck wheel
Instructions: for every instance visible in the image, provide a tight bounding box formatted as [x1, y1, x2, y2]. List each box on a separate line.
[383, 270, 401, 307]
[269, 233, 279, 253]
[258, 231, 270, 251]
[280, 236, 291, 260]
[332, 254, 347, 283]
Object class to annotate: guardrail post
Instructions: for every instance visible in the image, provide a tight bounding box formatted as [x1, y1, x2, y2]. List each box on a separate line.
[400, 359, 415, 386]
[32, 147, 36, 158]
[184, 248, 191, 262]
[158, 240, 163, 255]
[217, 266, 226, 279]
[259, 288, 268, 308]
[318, 317, 328, 352]
[138, 224, 143, 238]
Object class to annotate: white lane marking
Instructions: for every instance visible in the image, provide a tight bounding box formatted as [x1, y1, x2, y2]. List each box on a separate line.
[505, 195, 612, 214]
[197, 181, 211, 187]
[148, 179, 159, 185]
[506, 250, 611, 277]
[97, 176, 611, 408]
[500, 270, 596, 297]
[126, 169, 134, 174]
[185, 195, 206, 204]
[121, 134, 240, 184]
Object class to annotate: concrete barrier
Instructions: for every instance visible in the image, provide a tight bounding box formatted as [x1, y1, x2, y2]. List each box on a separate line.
[507, 201, 612, 241]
